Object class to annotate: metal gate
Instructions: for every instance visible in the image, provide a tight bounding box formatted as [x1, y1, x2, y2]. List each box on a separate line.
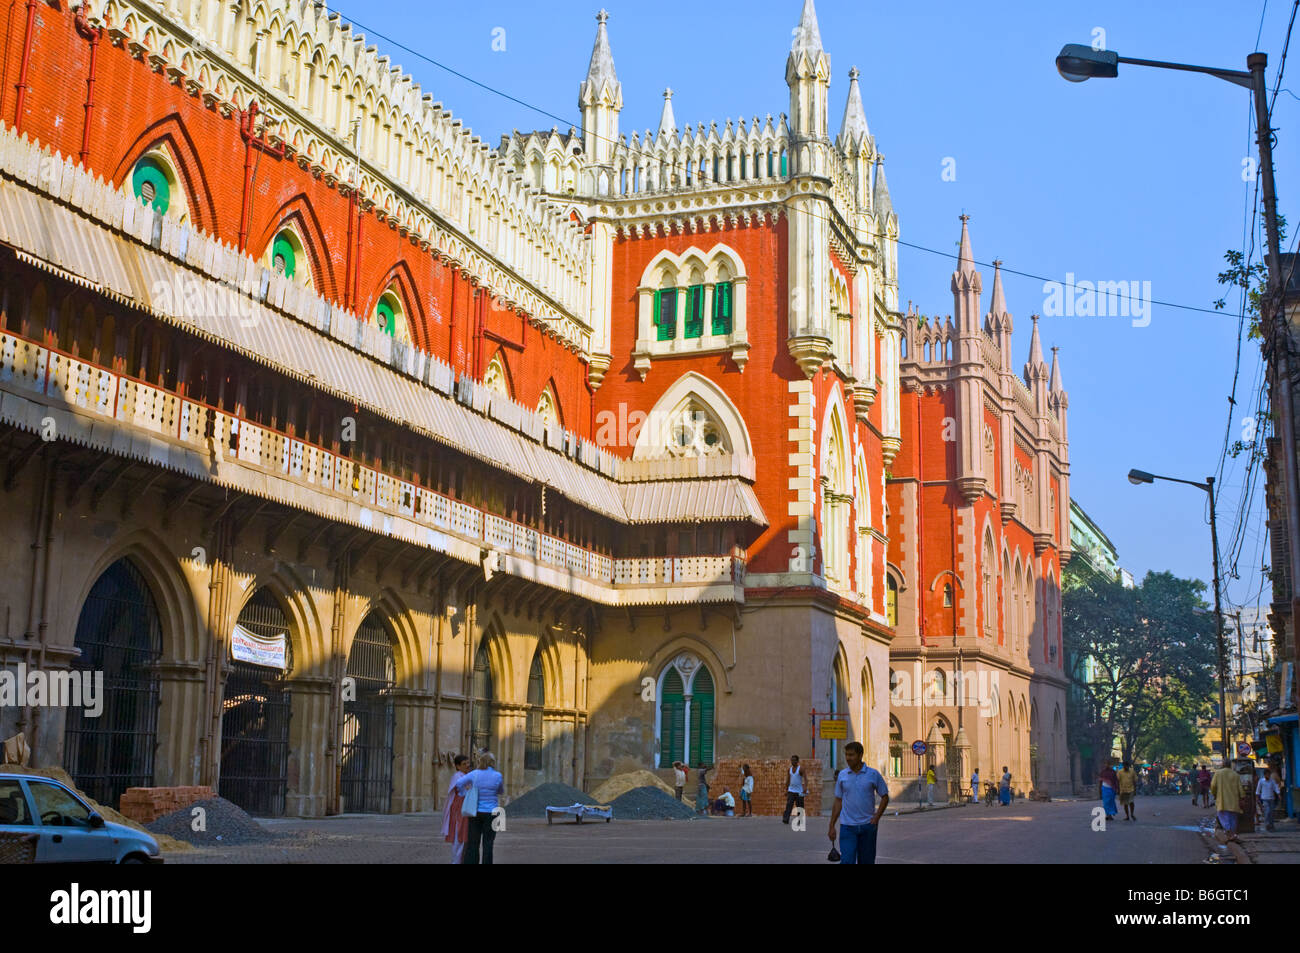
[63, 559, 162, 809]
[340, 613, 395, 813]
[219, 590, 293, 817]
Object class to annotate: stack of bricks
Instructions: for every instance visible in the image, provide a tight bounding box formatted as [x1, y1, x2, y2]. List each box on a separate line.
[118, 786, 215, 825]
[707, 758, 822, 816]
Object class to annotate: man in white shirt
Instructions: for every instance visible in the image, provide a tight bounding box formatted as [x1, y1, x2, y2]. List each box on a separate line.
[970, 768, 980, 805]
[1256, 770, 1281, 832]
[782, 754, 806, 824]
[673, 761, 686, 801]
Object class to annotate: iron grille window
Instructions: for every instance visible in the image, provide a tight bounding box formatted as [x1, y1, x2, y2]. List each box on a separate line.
[341, 613, 396, 814]
[471, 643, 494, 755]
[64, 559, 162, 810]
[219, 589, 293, 818]
[524, 654, 544, 770]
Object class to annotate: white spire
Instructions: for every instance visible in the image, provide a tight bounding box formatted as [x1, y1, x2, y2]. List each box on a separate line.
[838, 66, 869, 146]
[580, 9, 618, 99]
[791, 0, 823, 56]
[657, 88, 677, 138]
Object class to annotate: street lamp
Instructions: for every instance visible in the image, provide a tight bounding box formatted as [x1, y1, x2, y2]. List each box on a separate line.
[1126, 469, 1230, 765]
[1062, 44, 1300, 728]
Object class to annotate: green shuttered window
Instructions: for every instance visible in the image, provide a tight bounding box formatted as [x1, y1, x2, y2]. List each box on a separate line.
[655, 288, 677, 341]
[712, 281, 733, 335]
[684, 285, 704, 339]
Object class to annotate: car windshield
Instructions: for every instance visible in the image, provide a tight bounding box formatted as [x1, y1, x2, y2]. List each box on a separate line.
[28, 781, 92, 828]
[0, 780, 33, 825]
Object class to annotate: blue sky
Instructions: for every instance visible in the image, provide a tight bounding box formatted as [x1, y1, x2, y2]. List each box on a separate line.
[329, 0, 1298, 613]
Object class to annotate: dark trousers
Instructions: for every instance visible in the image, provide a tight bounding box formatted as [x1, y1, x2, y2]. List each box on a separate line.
[464, 811, 497, 864]
[782, 791, 805, 823]
[839, 822, 879, 864]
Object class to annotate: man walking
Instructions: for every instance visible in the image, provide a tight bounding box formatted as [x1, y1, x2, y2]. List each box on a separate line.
[1256, 769, 1280, 833]
[782, 754, 806, 824]
[970, 767, 980, 805]
[1197, 764, 1212, 808]
[1117, 760, 1139, 821]
[925, 765, 937, 806]
[1210, 761, 1244, 843]
[828, 741, 890, 864]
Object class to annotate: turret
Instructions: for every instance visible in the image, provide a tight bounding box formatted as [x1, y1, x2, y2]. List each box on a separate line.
[786, 0, 831, 142]
[987, 259, 1013, 372]
[579, 9, 622, 166]
[657, 88, 678, 140]
[952, 216, 986, 504]
[838, 67, 872, 214]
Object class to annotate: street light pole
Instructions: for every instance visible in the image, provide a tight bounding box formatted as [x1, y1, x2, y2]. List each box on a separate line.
[1127, 469, 1231, 763]
[1061, 47, 1300, 690]
[1206, 477, 1231, 764]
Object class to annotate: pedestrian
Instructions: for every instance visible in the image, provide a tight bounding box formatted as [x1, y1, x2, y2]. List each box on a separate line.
[714, 787, 736, 816]
[1256, 768, 1280, 833]
[925, 765, 937, 806]
[673, 761, 686, 801]
[1188, 767, 1199, 803]
[827, 741, 890, 864]
[455, 750, 506, 864]
[1210, 762, 1244, 843]
[999, 766, 1012, 806]
[1098, 763, 1118, 820]
[740, 764, 754, 817]
[1197, 764, 1212, 808]
[782, 754, 806, 823]
[695, 765, 711, 815]
[1117, 760, 1139, 821]
[440, 754, 471, 863]
[970, 767, 980, 805]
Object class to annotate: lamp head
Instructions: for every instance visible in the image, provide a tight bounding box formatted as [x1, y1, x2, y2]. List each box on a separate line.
[1128, 468, 1155, 485]
[1057, 43, 1120, 83]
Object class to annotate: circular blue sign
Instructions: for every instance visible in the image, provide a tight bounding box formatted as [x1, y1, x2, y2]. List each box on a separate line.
[911, 740, 927, 755]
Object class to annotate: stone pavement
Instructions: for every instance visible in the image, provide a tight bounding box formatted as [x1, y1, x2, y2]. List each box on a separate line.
[1233, 815, 1300, 865]
[162, 794, 1211, 864]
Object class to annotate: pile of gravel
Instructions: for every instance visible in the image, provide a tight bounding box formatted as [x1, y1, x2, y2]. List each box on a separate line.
[608, 786, 697, 820]
[504, 782, 595, 818]
[146, 797, 286, 847]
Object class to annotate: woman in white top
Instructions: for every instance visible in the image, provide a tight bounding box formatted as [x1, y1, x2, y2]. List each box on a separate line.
[740, 764, 754, 817]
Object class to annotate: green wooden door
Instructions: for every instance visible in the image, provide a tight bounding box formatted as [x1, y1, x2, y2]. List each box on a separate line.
[660, 668, 685, 765]
[689, 667, 715, 765]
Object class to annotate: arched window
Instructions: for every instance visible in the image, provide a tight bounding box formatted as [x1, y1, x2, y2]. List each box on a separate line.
[668, 398, 728, 457]
[656, 654, 715, 767]
[888, 716, 903, 777]
[525, 651, 545, 770]
[483, 354, 510, 397]
[471, 642, 494, 755]
[982, 531, 996, 636]
[65, 558, 162, 807]
[265, 226, 312, 289]
[943, 583, 954, 607]
[931, 669, 947, 703]
[536, 387, 560, 427]
[341, 612, 396, 814]
[886, 574, 899, 627]
[821, 409, 849, 587]
[130, 149, 190, 224]
[374, 287, 408, 341]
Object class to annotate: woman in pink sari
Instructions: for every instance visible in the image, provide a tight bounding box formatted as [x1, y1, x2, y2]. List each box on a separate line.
[441, 754, 470, 863]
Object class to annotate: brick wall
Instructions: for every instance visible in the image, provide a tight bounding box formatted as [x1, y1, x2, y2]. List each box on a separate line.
[708, 758, 822, 816]
[118, 786, 214, 825]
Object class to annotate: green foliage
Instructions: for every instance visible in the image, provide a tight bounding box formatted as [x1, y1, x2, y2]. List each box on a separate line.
[1213, 214, 1288, 339]
[1062, 565, 1218, 771]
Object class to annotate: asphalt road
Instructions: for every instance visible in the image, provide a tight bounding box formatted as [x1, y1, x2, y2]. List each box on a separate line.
[163, 794, 1214, 864]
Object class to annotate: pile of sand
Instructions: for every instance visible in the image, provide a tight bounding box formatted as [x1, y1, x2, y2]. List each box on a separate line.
[2, 764, 193, 852]
[590, 769, 674, 804]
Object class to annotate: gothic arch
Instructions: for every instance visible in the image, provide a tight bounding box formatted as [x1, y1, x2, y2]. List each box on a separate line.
[251, 196, 333, 298]
[643, 633, 734, 695]
[109, 114, 219, 233]
[231, 566, 327, 673]
[351, 589, 422, 689]
[631, 371, 753, 460]
[71, 528, 202, 664]
[483, 349, 514, 398]
[474, 612, 514, 698]
[361, 260, 427, 349]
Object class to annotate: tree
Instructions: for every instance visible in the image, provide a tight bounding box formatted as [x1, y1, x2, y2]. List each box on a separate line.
[1062, 567, 1217, 776]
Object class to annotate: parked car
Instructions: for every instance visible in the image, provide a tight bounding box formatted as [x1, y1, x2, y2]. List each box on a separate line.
[0, 773, 163, 863]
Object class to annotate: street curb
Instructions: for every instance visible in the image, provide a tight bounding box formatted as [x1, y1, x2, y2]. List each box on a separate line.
[892, 801, 970, 816]
[1197, 829, 1251, 864]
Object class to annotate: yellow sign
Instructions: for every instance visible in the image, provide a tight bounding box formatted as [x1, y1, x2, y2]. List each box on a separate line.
[1267, 734, 1284, 754]
[819, 719, 848, 740]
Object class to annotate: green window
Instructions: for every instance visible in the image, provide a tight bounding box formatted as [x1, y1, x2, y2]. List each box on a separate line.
[712, 281, 733, 335]
[654, 288, 677, 342]
[131, 157, 170, 214]
[684, 285, 704, 339]
[271, 233, 297, 279]
[780, 153, 788, 177]
[376, 297, 396, 336]
[689, 667, 715, 765]
[659, 668, 686, 765]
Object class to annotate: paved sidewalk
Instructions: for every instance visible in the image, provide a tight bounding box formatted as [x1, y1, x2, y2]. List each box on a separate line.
[1233, 815, 1300, 864]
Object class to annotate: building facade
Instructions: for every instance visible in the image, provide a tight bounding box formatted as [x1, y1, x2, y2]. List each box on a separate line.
[0, 0, 1069, 815]
[885, 222, 1072, 796]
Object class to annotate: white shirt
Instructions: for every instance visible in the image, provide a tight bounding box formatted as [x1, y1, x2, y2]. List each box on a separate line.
[788, 765, 805, 794]
[719, 791, 735, 807]
[742, 775, 754, 794]
[674, 768, 686, 787]
[1257, 776, 1280, 800]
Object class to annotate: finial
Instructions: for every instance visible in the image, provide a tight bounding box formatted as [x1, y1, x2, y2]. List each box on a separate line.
[959, 213, 970, 224]
[849, 66, 860, 81]
[664, 87, 673, 100]
[596, 8, 608, 24]
[993, 258, 1002, 268]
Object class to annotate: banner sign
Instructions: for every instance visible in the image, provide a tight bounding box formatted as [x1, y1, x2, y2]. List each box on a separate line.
[818, 719, 847, 740]
[231, 623, 287, 670]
